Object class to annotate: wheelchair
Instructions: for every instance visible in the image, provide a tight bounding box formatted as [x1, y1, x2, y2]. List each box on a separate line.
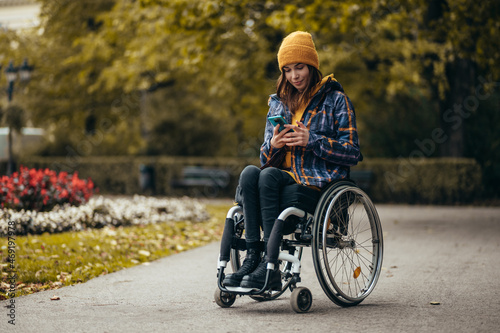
[214, 179, 384, 313]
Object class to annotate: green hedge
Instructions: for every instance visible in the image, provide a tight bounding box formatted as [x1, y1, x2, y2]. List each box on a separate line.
[352, 158, 482, 204]
[2, 156, 483, 204]
[11, 156, 258, 198]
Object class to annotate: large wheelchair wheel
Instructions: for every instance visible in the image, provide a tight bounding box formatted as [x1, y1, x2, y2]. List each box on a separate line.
[312, 181, 383, 307]
[229, 210, 302, 301]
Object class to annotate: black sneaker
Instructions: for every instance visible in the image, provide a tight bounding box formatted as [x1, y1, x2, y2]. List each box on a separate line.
[222, 248, 261, 287]
[240, 260, 282, 291]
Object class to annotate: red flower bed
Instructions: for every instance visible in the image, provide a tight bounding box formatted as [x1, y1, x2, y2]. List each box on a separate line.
[0, 166, 97, 211]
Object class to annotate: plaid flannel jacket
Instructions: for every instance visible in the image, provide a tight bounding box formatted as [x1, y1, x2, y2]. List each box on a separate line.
[260, 76, 361, 189]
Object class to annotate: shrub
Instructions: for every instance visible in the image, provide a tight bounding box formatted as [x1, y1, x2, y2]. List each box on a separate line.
[0, 166, 96, 211]
[352, 158, 483, 204]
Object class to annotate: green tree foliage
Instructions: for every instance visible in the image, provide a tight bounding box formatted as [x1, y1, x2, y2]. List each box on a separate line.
[17, 0, 143, 157]
[66, 0, 289, 156]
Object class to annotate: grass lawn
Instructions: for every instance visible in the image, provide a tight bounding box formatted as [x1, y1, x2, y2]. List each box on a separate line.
[0, 202, 232, 300]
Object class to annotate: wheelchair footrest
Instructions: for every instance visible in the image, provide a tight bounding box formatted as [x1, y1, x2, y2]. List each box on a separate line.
[225, 286, 255, 293]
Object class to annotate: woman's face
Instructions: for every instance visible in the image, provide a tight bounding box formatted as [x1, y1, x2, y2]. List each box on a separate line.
[283, 63, 310, 92]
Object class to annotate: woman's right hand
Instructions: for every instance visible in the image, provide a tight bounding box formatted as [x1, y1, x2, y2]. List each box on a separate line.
[270, 125, 289, 149]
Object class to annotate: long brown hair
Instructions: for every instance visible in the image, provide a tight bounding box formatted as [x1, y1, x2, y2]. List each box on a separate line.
[276, 65, 323, 114]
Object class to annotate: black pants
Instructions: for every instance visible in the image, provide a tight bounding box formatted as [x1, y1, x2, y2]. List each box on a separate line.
[237, 165, 296, 248]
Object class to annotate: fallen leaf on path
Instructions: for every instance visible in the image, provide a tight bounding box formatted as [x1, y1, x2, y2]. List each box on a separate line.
[430, 301, 440, 305]
[50, 295, 60, 301]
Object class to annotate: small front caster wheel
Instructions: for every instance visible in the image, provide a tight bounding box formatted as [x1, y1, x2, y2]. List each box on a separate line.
[214, 288, 236, 308]
[290, 287, 312, 313]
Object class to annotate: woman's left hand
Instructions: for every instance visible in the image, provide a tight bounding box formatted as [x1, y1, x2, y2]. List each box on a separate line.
[283, 121, 309, 147]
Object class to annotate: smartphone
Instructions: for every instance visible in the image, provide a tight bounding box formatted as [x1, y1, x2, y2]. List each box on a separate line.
[268, 115, 294, 132]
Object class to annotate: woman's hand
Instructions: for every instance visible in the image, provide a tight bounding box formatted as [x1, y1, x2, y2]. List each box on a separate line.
[270, 121, 309, 148]
[283, 121, 309, 147]
[270, 124, 288, 148]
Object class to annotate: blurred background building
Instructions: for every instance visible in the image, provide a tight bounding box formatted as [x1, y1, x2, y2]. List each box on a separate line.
[0, 0, 40, 30]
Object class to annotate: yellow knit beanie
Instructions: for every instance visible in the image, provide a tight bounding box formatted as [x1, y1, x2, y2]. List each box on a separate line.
[277, 31, 319, 71]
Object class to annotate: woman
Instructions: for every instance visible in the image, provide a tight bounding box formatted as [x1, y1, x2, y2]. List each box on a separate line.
[223, 31, 361, 290]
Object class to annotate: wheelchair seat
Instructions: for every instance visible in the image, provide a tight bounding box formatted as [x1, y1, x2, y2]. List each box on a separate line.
[279, 184, 321, 215]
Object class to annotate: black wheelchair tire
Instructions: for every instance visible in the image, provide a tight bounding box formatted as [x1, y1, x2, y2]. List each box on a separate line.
[311, 182, 384, 307]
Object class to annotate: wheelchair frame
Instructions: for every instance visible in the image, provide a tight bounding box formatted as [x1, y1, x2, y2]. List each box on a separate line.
[215, 180, 384, 313]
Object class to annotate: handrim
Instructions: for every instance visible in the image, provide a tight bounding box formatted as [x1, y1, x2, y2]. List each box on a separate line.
[312, 184, 383, 306]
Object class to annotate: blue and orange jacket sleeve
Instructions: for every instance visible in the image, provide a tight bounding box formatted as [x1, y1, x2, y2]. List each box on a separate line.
[260, 97, 286, 167]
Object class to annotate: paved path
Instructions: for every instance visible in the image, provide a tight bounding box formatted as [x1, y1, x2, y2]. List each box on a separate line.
[2, 205, 500, 332]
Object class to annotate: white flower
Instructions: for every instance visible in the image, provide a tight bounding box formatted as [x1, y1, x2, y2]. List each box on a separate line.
[0, 196, 209, 235]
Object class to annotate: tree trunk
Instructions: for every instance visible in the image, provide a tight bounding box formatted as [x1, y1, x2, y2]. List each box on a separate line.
[439, 58, 476, 157]
[425, 0, 474, 157]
